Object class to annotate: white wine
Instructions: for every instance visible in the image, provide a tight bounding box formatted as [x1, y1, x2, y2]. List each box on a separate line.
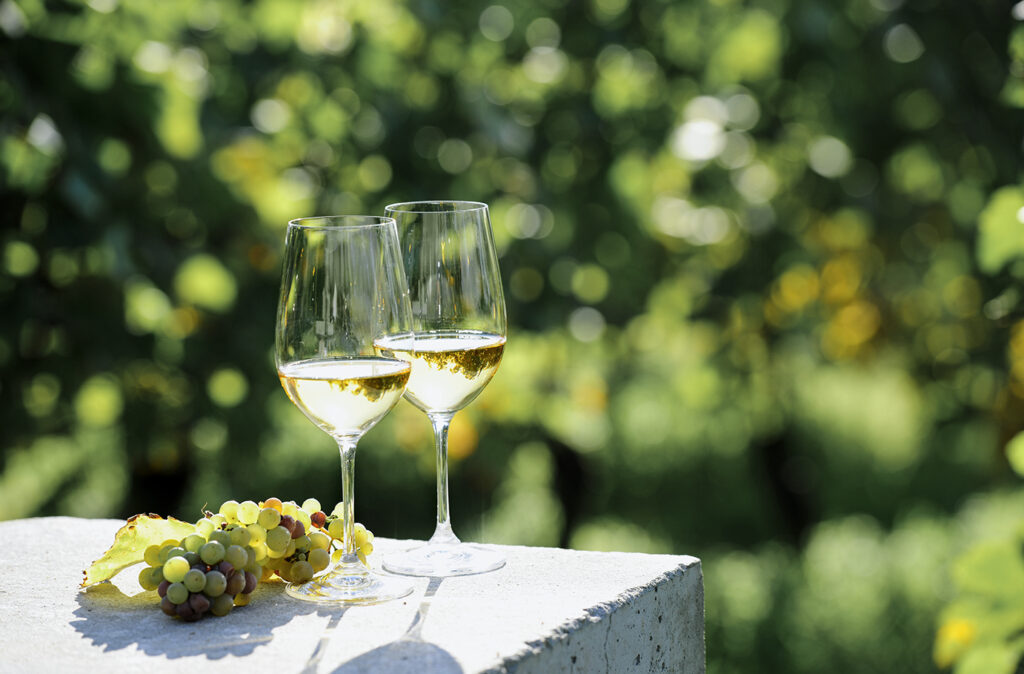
[278, 358, 411, 438]
[375, 331, 505, 414]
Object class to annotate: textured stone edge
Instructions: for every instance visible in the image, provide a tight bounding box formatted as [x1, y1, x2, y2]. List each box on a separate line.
[482, 555, 704, 674]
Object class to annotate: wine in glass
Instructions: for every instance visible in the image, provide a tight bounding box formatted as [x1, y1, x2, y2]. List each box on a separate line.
[376, 201, 507, 577]
[275, 214, 415, 604]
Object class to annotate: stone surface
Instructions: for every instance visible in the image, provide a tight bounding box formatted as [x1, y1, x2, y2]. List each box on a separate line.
[0, 517, 704, 673]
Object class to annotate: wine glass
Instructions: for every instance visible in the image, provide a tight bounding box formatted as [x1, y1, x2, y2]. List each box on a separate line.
[275, 214, 415, 604]
[376, 201, 507, 577]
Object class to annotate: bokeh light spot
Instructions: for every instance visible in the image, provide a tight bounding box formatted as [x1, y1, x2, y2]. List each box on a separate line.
[4, 241, 38, 277]
[173, 254, 237, 313]
[74, 375, 124, 427]
[479, 5, 514, 41]
[207, 368, 248, 408]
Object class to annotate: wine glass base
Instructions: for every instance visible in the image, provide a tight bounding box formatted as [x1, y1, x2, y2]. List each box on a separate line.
[383, 542, 506, 577]
[285, 562, 414, 605]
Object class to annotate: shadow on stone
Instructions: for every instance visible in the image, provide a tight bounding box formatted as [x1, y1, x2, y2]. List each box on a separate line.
[71, 581, 314, 659]
[330, 577, 462, 674]
[331, 640, 462, 674]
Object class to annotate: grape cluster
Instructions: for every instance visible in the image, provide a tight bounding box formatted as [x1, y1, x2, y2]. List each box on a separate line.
[137, 527, 260, 621]
[137, 497, 376, 620]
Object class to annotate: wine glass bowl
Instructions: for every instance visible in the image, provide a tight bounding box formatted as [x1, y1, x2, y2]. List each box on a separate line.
[379, 201, 508, 577]
[275, 214, 415, 604]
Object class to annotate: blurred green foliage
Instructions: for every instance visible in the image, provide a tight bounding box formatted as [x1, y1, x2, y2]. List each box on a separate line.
[2, 0, 1024, 671]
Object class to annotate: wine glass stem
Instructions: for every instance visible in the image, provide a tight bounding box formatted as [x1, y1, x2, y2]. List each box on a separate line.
[429, 412, 459, 545]
[336, 437, 360, 562]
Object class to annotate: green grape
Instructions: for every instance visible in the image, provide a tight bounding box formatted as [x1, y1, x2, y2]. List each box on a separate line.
[166, 582, 188, 605]
[139, 566, 160, 591]
[294, 535, 311, 553]
[285, 539, 297, 557]
[360, 540, 374, 558]
[184, 551, 201, 566]
[301, 498, 321, 513]
[225, 545, 248, 569]
[295, 509, 312, 532]
[209, 514, 227, 529]
[234, 591, 251, 606]
[211, 593, 234, 616]
[144, 544, 162, 567]
[308, 548, 330, 572]
[327, 519, 344, 540]
[237, 500, 260, 525]
[204, 570, 227, 597]
[282, 501, 299, 518]
[165, 546, 186, 561]
[208, 530, 231, 547]
[246, 523, 267, 545]
[150, 565, 164, 585]
[309, 531, 331, 550]
[196, 518, 215, 537]
[290, 561, 314, 583]
[250, 542, 268, 563]
[353, 523, 370, 547]
[200, 541, 226, 565]
[219, 500, 240, 522]
[229, 527, 251, 547]
[157, 544, 175, 565]
[184, 568, 206, 593]
[162, 556, 190, 584]
[276, 561, 293, 581]
[257, 507, 281, 530]
[331, 502, 344, 517]
[183, 534, 206, 553]
[266, 526, 290, 551]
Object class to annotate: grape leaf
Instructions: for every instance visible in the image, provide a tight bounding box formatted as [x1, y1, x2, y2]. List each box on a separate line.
[81, 514, 195, 587]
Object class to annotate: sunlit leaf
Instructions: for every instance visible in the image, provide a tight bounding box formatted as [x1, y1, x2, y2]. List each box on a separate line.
[81, 514, 195, 587]
[977, 186, 1024, 274]
[951, 540, 1024, 598]
[955, 643, 1021, 674]
[1006, 432, 1024, 478]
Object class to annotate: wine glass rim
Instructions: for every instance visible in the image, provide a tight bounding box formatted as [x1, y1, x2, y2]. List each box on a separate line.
[287, 215, 397, 230]
[384, 200, 489, 214]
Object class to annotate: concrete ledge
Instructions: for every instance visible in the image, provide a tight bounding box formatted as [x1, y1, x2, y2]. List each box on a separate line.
[0, 517, 704, 673]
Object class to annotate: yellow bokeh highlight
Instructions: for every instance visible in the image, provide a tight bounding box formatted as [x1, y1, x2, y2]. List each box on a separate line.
[822, 300, 881, 360]
[933, 617, 976, 669]
[821, 255, 863, 306]
[447, 414, 478, 461]
[772, 264, 820, 314]
[706, 10, 782, 84]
